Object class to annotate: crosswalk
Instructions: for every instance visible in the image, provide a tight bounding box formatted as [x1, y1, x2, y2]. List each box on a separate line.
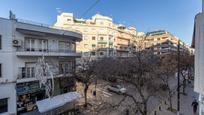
[96, 88, 112, 97]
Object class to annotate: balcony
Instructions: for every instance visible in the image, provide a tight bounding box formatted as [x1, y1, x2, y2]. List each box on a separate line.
[17, 67, 74, 83]
[16, 48, 81, 57]
[116, 47, 129, 52]
[16, 19, 82, 41]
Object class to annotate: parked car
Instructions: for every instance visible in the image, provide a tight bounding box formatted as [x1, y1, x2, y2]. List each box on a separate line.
[107, 85, 126, 94]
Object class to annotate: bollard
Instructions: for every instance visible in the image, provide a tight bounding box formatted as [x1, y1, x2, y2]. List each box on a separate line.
[154, 111, 157, 115]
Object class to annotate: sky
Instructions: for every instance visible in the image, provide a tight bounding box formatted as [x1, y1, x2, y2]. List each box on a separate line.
[0, 0, 201, 44]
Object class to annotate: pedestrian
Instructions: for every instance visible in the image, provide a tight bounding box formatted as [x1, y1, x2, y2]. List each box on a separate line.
[126, 109, 129, 115]
[191, 99, 199, 114]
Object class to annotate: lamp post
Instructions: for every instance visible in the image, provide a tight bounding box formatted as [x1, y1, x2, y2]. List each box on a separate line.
[177, 40, 180, 115]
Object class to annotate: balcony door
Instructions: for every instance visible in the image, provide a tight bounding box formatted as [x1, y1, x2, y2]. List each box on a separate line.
[59, 41, 70, 52]
[59, 61, 74, 74]
[25, 38, 35, 51]
[38, 39, 48, 52]
[22, 63, 35, 78]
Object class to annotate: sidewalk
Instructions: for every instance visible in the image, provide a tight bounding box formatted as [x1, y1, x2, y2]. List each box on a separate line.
[152, 84, 199, 115]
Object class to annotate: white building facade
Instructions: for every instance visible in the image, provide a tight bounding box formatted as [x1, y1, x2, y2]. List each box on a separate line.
[194, 0, 204, 114]
[54, 12, 141, 59]
[0, 17, 82, 115]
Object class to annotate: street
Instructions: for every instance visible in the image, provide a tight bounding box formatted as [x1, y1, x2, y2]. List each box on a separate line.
[78, 78, 198, 115]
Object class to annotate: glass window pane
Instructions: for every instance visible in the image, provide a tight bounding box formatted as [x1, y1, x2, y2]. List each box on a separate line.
[0, 98, 8, 113]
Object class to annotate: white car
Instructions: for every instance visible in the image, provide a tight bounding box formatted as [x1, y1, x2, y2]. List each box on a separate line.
[107, 85, 126, 94]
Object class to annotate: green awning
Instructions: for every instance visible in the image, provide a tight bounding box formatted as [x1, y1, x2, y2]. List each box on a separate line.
[109, 42, 113, 45]
[98, 42, 107, 44]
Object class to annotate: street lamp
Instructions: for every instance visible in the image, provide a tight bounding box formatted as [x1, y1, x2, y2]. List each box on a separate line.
[177, 39, 181, 115]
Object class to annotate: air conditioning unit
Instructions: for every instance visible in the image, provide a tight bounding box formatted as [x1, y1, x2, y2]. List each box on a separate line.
[12, 39, 22, 47]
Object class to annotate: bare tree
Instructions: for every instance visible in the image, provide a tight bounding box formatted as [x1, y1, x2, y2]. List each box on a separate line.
[75, 56, 96, 107]
[94, 50, 165, 115]
[157, 53, 178, 112]
[179, 53, 194, 95]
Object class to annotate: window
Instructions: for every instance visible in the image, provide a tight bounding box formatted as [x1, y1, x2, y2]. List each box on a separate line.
[109, 36, 113, 41]
[100, 52, 104, 56]
[100, 37, 104, 41]
[84, 29, 88, 32]
[83, 36, 88, 40]
[92, 44, 96, 48]
[0, 35, 1, 49]
[100, 21, 104, 25]
[0, 64, 1, 78]
[84, 44, 88, 48]
[25, 38, 35, 51]
[91, 52, 96, 56]
[70, 43, 75, 51]
[83, 52, 90, 57]
[59, 41, 71, 52]
[59, 61, 74, 74]
[67, 19, 71, 21]
[38, 39, 48, 51]
[92, 36, 96, 40]
[0, 98, 8, 113]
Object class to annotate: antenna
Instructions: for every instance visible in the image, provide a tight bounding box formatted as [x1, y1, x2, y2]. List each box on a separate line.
[56, 8, 62, 14]
[9, 10, 16, 20]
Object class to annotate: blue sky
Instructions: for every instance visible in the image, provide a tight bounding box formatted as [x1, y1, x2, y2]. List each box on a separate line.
[0, 0, 201, 44]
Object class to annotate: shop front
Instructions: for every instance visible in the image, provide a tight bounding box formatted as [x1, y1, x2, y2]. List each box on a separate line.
[16, 76, 77, 114]
[16, 81, 45, 114]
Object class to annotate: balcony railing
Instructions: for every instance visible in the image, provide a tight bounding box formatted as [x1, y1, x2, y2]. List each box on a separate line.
[16, 48, 76, 53]
[17, 18, 82, 34]
[17, 67, 74, 79]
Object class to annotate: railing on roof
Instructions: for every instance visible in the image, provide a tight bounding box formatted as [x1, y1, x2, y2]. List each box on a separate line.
[17, 18, 50, 28]
[17, 18, 82, 34]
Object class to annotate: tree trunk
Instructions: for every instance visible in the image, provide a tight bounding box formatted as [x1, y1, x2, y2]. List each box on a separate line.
[84, 85, 89, 107]
[168, 91, 173, 111]
[181, 72, 187, 95]
[143, 102, 148, 115]
[169, 95, 173, 111]
[182, 78, 186, 95]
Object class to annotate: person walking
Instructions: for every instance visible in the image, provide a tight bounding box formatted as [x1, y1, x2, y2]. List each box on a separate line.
[191, 99, 199, 114]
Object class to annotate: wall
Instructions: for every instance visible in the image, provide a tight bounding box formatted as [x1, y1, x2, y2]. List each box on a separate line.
[195, 13, 204, 95]
[0, 18, 17, 115]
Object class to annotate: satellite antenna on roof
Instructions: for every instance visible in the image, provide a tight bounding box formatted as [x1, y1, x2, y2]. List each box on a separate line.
[9, 10, 16, 20]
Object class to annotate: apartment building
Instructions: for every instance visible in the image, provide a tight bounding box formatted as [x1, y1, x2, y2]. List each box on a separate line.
[0, 15, 82, 115]
[192, 0, 204, 114]
[145, 30, 190, 55]
[54, 12, 140, 59]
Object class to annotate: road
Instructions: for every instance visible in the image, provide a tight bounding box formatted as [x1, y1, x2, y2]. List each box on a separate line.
[80, 80, 162, 115]
[80, 77, 198, 115]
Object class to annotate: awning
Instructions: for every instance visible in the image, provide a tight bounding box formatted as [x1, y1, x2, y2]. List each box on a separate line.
[36, 92, 81, 113]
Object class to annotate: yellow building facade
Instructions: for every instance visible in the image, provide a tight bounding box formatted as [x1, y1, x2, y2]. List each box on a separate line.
[144, 30, 189, 55]
[54, 13, 143, 58]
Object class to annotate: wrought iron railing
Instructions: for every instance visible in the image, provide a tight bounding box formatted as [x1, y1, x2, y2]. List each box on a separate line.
[16, 48, 77, 53]
[17, 18, 82, 34]
[17, 67, 74, 79]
